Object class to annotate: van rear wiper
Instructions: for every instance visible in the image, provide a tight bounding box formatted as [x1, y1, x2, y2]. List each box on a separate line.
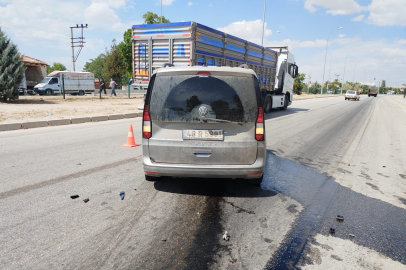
[200, 117, 243, 125]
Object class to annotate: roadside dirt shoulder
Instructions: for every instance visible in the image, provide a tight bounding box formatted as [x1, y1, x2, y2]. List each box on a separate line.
[0, 95, 144, 124]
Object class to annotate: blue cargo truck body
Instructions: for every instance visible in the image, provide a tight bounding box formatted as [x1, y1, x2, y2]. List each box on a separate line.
[132, 21, 298, 112]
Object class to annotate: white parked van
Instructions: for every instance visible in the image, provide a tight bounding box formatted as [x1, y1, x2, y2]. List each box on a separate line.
[34, 71, 95, 96]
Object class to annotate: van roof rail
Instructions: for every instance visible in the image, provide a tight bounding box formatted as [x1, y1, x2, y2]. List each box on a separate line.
[239, 64, 249, 69]
[162, 63, 175, 68]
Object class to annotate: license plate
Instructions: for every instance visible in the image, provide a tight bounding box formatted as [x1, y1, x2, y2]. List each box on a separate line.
[182, 129, 224, 141]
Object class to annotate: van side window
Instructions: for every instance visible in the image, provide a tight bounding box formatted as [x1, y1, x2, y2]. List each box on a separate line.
[50, 78, 58, 84]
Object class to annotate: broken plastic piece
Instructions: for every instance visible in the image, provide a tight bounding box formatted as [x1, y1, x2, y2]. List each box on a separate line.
[70, 195, 79, 199]
[349, 234, 355, 238]
[336, 215, 344, 222]
[222, 231, 230, 241]
[120, 191, 125, 200]
[161, 239, 167, 242]
[330, 228, 335, 234]
[83, 198, 89, 203]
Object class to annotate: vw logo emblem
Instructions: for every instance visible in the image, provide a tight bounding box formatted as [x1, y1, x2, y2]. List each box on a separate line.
[198, 106, 208, 117]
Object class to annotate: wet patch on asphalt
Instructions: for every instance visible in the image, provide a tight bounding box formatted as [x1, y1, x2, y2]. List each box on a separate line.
[261, 151, 406, 269]
[152, 178, 277, 270]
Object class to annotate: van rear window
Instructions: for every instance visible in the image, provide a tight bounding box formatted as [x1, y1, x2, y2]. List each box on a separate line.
[148, 75, 259, 123]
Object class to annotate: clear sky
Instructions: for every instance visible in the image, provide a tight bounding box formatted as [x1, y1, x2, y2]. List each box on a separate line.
[1, 0, 405, 87]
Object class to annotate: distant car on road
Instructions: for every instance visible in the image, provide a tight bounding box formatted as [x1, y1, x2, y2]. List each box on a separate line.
[142, 65, 266, 183]
[345, 90, 360, 101]
[326, 90, 334, 94]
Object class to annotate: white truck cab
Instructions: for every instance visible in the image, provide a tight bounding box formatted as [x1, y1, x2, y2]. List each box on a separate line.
[34, 71, 95, 96]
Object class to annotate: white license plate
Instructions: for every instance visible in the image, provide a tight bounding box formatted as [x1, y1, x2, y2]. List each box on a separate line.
[182, 129, 224, 141]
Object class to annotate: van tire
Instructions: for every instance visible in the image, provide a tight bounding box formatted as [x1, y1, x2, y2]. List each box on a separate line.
[145, 175, 159, 181]
[248, 175, 263, 186]
[78, 90, 85, 96]
[45, 89, 52, 95]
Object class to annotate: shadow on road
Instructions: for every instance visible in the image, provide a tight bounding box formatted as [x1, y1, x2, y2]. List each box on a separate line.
[265, 107, 309, 120]
[154, 177, 277, 198]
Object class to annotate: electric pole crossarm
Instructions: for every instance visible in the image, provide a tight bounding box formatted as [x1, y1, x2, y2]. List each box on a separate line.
[70, 24, 88, 71]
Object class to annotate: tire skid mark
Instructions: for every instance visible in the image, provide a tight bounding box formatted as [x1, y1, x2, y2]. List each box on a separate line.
[0, 157, 140, 200]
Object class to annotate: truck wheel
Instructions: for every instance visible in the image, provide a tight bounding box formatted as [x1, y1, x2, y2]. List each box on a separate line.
[264, 96, 272, 113]
[45, 89, 52, 95]
[78, 90, 85, 96]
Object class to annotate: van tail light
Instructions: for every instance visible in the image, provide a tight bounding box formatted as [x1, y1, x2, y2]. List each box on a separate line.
[143, 104, 152, 139]
[255, 107, 264, 141]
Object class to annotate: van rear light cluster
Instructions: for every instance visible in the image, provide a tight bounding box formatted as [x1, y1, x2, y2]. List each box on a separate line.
[143, 104, 152, 139]
[255, 107, 264, 141]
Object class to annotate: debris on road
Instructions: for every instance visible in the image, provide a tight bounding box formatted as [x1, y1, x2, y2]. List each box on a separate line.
[336, 215, 344, 222]
[161, 239, 167, 242]
[349, 234, 355, 238]
[120, 191, 125, 200]
[70, 195, 79, 199]
[223, 231, 230, 241]
[330, 228, 335, 234]
[77, 163, 81, 165]
[83, 198, 89, 203]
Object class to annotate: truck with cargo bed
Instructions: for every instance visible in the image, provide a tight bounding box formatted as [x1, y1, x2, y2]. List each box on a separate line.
[131, 21, 298, 112]
[368, 87, 378, 97]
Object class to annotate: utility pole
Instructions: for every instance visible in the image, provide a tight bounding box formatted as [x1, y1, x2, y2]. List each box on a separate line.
[307, 73, 311, 94]
[70, 24, 88, 71]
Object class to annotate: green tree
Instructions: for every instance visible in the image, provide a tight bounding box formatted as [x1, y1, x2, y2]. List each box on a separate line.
[0, 29, 25, 101]
[46, 62, 66, 74]
[328, 79, 341, 91]
[361, 85, 369, 94]
[84, 53, 107, 78]
[117, 29, 133, 77]
[142, 11, 170, 24]
[293, 73, 306, 95]
[310, 82, 321, 94]
[104, 39, 127, 80]
[381, 80, 386, 88]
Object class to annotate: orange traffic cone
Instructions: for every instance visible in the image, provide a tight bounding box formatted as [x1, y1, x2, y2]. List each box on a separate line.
[124, 124, 139, 147]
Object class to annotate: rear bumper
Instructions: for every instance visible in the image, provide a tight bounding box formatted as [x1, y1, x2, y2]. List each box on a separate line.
[142, 142, 266, 179]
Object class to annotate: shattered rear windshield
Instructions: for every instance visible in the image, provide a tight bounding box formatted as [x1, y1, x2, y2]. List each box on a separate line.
[149, 75, 259, 123]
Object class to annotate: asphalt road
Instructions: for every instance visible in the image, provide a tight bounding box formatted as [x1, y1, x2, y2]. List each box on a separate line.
[1, 95, 406, 270]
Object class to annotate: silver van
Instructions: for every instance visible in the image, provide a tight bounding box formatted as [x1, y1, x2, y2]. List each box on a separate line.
[142, 66, 266, 182]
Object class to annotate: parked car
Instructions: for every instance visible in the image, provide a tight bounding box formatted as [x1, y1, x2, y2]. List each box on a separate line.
[345, 90, 360, 101]
[142, 65, 266, 183]
[326, 90, 334, 94]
